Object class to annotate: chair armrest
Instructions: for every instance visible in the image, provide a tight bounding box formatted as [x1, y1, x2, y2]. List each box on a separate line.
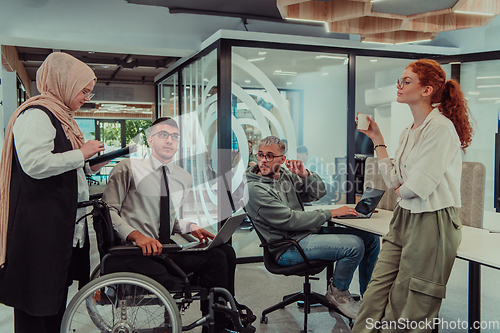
[107, 244, 182, 256]
[260, 238, 313, 268]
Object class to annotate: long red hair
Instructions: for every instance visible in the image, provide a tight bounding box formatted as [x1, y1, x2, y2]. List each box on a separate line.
[407, 59, 473, 150]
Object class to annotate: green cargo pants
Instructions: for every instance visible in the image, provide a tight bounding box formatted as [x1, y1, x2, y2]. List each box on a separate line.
[352, 205, 462, 333]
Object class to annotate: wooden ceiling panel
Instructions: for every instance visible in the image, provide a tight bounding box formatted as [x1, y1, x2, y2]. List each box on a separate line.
[328, 16, 403, 35]
[277, 0, 500, 44]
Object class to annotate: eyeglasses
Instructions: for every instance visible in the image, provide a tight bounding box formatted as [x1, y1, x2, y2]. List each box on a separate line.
[152, 131, 180, 141]
[256, 153, 283, 162]
[396, 78, 417, 90]
[82, 90, 95, 100]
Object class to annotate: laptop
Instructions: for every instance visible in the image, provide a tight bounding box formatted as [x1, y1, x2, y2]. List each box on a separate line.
[180, 213, 247, 251]
[337, 187, 385, 219]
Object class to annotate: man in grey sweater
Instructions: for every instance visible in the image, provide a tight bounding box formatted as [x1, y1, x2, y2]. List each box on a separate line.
[244, 136, 380, 320]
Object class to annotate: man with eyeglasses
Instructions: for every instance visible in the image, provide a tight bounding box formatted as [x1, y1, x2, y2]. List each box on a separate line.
[102, 117, 254, 332]
[244, 136, 380, 320]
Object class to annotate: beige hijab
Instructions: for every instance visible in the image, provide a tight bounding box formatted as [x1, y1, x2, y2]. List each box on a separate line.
[0, 52, 96, 266]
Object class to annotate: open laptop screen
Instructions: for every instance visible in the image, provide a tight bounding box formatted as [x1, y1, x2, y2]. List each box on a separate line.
[355, 187, 385, 217]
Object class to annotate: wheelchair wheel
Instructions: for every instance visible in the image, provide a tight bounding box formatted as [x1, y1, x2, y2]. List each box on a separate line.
[61, 272, 182, 333]
[90, 264, 101, 280]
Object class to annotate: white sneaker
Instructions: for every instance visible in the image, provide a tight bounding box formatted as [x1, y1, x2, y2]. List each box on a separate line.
[325, 283, 360, 320]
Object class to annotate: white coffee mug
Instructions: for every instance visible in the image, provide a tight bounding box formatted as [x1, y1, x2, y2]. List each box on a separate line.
[357, 113, 370, 131]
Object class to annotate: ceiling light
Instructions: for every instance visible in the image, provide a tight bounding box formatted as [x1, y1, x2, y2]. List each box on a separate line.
[478, 97, 500, 100]
[321, 72, 329, 76]
[248, 57, 265, 62]
[455, 11, 495, 16]
[285, 17, 324, 24]
[476, 76, 500, 79]
[467, 91, 480, 95]
[315, 55, 346, 60]
[273, 70, 297, 76]
[203, 78, 209, 82]
[287, 82, 293, 85]
[448, 62, 461, 65]
[245, 80, 251, 83]
[361, 41, 394, 45]
[370, 59, 378, 63]
[477, 85, 500, 88]
[395, 39, 432, 45]
[258, 51, 267, 55]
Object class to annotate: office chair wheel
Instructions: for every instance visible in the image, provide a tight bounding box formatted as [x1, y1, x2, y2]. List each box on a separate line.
[260, 316, 268, 324]
[61, 272, 182, 333]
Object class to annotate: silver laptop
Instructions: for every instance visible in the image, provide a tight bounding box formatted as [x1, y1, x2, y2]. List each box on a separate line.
[337, 187, 385, 219]
[181, 214, 247, 251]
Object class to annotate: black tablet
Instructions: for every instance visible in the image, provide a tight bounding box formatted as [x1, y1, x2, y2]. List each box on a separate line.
[87, 144, 136, 166]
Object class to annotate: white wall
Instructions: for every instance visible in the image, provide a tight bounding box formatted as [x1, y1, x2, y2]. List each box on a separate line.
[460, 62, 498, 211]
[298, 64, 348, 174]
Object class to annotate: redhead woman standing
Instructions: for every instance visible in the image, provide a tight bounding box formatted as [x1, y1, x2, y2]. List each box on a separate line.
[352, 59, 473, 333]
[0, 52, 106, 333]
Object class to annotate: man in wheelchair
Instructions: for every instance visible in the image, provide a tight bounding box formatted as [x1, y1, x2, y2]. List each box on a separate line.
[100, 117, 255, 333]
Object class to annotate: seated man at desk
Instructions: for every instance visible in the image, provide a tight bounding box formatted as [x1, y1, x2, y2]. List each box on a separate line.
[244, 136, 380, 320]
[103, 117, 253, 331]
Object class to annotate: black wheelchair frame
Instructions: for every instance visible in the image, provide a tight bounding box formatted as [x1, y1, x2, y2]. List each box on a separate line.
[60, 196, 246, 333]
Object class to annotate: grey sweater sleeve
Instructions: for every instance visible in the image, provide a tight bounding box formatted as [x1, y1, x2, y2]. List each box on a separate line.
[248, 182, 331, 231]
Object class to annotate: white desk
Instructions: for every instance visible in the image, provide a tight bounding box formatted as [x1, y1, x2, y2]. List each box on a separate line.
[482, 211, 500, 232]
[305, 204, 500, 333]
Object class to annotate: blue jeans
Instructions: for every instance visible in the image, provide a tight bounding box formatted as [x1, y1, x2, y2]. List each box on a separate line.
[277, 226, 380, 294]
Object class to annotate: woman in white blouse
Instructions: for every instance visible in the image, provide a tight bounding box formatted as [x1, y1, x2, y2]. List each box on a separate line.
[0, 52, 106, 333]
[352, 59, 474, 333]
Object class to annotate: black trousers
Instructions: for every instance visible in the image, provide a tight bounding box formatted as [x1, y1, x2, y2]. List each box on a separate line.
[14, 232, 90, 333]
[169, 243, 237, 295]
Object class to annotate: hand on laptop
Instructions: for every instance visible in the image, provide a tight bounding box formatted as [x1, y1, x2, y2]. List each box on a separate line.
[330, 206, 358, 218]
[189, 224, 215, 243]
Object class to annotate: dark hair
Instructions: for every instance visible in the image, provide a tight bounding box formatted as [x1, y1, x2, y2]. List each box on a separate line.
[152, 117, 178, 129]
[407, 59, 473, 150]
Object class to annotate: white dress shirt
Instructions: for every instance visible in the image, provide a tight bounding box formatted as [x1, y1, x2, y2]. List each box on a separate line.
[103, 155, 194, 241]
[12, 108, 90, 247]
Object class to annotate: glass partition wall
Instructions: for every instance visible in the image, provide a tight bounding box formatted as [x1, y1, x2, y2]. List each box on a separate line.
[230, 47, 349, 257]
[156, 37, 495, 260]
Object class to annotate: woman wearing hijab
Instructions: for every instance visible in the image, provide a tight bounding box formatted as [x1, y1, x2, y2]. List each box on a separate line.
[0, 52, 106, 333]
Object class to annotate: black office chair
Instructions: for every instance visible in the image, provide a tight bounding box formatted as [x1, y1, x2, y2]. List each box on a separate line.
[250, 220, 353, 332]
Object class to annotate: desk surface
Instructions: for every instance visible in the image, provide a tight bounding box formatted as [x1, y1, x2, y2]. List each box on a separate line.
[305, 204, 500, 270]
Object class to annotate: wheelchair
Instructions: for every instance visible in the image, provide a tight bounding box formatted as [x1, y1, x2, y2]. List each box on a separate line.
[61, 196, 248, 333]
